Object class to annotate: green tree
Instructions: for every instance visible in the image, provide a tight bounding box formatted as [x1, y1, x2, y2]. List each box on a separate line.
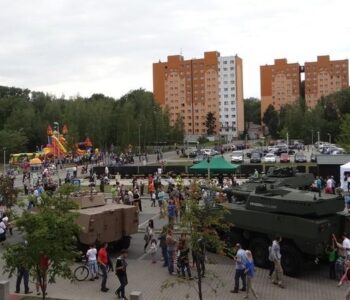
[244, 97, 261, 125]
[2, 184, 80, 300]
[338, 114, 350, 152]
[205, 112, 216, 136]
[161, 181, 229, 300]
[0, 176, 19, 208]
[0, 129, 28, 159]
[262, 105, 279, 138]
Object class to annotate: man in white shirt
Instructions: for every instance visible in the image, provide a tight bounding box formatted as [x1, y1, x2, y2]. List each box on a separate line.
[86, 245, 98, 281]
[0, 218, 7, 242]
[333, 233, 350, 258]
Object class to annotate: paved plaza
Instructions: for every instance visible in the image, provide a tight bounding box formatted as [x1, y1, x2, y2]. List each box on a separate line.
[0, 197, 347, 300]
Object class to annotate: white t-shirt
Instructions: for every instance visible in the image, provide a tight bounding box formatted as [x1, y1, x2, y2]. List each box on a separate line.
[0, 221, 6, 234]
[343, 238, 350, 252]
[326, 179, 333, 189]
[86, 248, 97, 261]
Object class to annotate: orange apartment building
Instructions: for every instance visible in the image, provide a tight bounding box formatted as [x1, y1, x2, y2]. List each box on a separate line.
[260, 59, 301, 118]
[153, 51, 244, 139]
[261, 56, 349, 118]
[305, 55, 349, 107]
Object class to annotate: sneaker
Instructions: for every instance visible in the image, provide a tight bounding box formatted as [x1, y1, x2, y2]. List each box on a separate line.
[101, 288, 109, 292]
[25, 291, 33, 294]
[278, 283, 285, 289]
[89, 278, 94, 281]
[230, 289, 238, 293]
[15, 291, 20, 294]
[240, 287, 246, 292]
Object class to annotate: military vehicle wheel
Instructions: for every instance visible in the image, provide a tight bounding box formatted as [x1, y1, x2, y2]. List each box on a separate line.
[249, 237, 269, 268]
[281, 244, 303, 277]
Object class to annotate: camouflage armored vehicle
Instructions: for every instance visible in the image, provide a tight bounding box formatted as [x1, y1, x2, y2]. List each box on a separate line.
[230, 167, 314, 202]
[221, 185, 349, 277]
[70, 191, 139, 250]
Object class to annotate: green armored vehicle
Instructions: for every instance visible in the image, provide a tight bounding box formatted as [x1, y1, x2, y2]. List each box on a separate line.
[230, 167, 314, 202]
[221, 185, 348, 277]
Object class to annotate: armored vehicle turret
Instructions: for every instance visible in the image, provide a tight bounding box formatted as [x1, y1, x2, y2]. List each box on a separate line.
[231, 167, 314, 202]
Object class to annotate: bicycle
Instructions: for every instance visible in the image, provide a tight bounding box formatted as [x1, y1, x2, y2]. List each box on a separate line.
[73, 256, 113, 281]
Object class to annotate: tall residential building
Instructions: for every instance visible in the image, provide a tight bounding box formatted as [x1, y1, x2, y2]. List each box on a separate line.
[304, 55, 349, 107]
[260, 56, 349, 118]
[153, 51, 244, 140]
[260, 59, 301, 117]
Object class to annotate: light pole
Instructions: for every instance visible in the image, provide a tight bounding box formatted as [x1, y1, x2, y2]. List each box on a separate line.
[328, 133, 331, 144]
[137, 123, 141, 174]
[317, 131, 320, 145]
[286, 132, 289, 149]
[311, 129, 314, 145]
[207, 156, 211, 180]
[3, 148, 6, 175]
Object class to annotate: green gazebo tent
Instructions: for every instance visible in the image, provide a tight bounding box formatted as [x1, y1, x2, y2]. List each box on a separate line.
[190, 156, 239, 174]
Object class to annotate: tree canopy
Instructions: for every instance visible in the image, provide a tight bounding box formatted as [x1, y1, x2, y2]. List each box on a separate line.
[0, 86, 184, 160]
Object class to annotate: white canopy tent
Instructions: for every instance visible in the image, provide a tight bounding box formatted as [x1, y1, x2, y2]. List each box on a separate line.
[340, 162, 350, 190]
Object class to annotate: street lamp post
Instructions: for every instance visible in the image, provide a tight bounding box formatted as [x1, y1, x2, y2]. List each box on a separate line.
[328, 133, 331, 144]
[207, 157, 211, 180]
[311, 129, 314, 146]
[137, 124, 141, 174]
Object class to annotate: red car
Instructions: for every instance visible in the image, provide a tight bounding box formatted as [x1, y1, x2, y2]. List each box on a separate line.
[280, 153, 290, 163]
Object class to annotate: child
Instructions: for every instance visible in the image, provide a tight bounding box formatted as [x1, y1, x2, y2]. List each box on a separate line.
[149, 238, 158, 263]
[325, 241, 337, 279]
[151, 192, 156, 207]
[244, 250, 258, 299]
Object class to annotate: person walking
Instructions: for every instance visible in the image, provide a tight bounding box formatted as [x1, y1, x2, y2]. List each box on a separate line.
[98, 243, 109, 292]
[149, 238, 158, 264]
[177, 240, 192, 279]
[15, 266, 32, 294]
[192, 236, 206, 278]
[166, 228, 177, 275]
[144, 220, 154, 253]
[158, 226, 169, 267]
[86, 244, 98, 281]
[244, 250, 258, 299]
[115, 250, 128, 300]
[271, 236, 285, 288]
[231, 243, 247, 293]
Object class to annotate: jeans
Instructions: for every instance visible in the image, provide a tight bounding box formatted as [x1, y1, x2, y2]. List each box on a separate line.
[161, 246, 168, 267]
[16, 267, 30, 293]
[88, 260, 98, 277]
[168, 250, 175, 274]
[246, 276, 258, 298]
[100, 264, 107, 290]
[329, 261, 336, 279]
[116, 273, 128, 298]
[234, 269, 246, 291]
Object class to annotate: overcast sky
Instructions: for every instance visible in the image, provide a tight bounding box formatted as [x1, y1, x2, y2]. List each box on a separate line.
[0, 0, 349, 99]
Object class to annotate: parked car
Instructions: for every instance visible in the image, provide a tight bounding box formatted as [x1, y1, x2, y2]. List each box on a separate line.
[201, 149, 217, 156]
[294, 152, 307, 163]
[275, 147, 295, 156]
[263, 153, 277, 163]
[193, 155, 208, 164]
[280, 153, 290, 163]
[231, 151, 244, 163]
[250, 152, 261, 163]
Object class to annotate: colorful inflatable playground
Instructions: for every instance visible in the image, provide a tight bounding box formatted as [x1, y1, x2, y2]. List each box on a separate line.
[10, 124, 95, 166]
